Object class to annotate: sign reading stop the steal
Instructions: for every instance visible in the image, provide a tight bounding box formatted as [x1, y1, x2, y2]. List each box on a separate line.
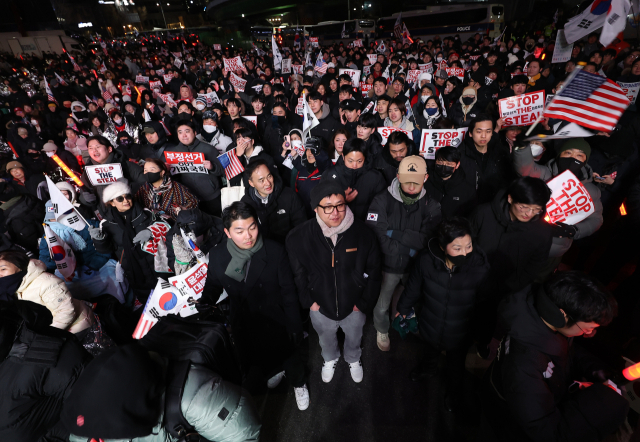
[546, 170, 595, 225]
[377, 126, 413, 145]
[499, 91, 545, 127]
[419, 128, 468, 160]
[85, 164, 124, 186]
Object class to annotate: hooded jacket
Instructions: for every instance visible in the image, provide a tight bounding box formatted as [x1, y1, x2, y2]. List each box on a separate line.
[469, 190, 553, 296]
[366, 178, 441, 273]
[449, 100, 482, 128]
[320, 156, 387, 221]
[371, 139, 419, 186]
[240, 176, 307, 245]
[1, 194, 45, 253]
[513, 145, 603, 257]
[137, 121, 172, 160]
[286, 217, 382, 321]
[424, 166, 478, 219]
[310, 103, 343, 146]
[396, 238, 490, 350]
[196, 127, 233, 154]
[488, 285, 629, 442]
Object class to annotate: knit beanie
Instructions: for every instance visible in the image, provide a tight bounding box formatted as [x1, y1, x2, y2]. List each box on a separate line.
[102, 180, 131, 204]
[556, 138, 591, 161]
[462, 86, 477, 97]
[310, 180, 345, 209]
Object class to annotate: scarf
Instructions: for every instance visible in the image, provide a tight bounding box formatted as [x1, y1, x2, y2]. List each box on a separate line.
[528, 73, 541, 87]
[200, 128, 218, 143]
[423, 108, 441, 128]
[316, 205, 355, 245]
[47, 221, 87, 251]
[250, 187, 270, 205]
[145, 176, 173, 211]
[0, 271, 27, 302]
[399, 183, 421, 205]
[225, 235, 264, 282]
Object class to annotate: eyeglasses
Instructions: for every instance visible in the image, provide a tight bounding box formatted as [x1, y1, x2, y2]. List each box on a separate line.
[114, 194, 132, 203]
[318, 203, 346, 214]
[514, 204, 542, 216]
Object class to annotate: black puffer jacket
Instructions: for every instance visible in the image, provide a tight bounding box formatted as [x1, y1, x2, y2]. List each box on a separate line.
[372, 141, 419, 186]
[397, 238, 490, 350]
[488, 285, 629, 442]
[449, 100, 482, 128]
[366, 178, 441, 274]
[241, 178, 307, 245]
[286, 218, 382, 321]
[469, 190, 552, 296]
[1, 194, 45, 254]
[310, 103, 343, 146]
[320, 157, 387, 221]
[136, 121, 172, 161]
[424, 167, 477, 219]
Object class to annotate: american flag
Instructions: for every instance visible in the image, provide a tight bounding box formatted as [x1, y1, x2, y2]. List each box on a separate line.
[100, 85, 113, 103]
[44, 78, 57, 104]
[218, 149, 244, 180]
[68, 53, 81, 72]
[544, 69, 629, 132]
[394, 12, 403, 40]
[314, 54, 328, 75]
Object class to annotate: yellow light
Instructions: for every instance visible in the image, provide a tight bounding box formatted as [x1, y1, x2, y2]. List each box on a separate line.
[620, 203, 627, 216]
[51, 155, 84, 187]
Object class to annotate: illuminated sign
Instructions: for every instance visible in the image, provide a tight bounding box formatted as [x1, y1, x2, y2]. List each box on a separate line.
[78, 22, 93, 28]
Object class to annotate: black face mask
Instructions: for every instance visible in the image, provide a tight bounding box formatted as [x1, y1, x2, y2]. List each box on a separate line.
[118, 139, 131, 147]
[556, 157, 584, 177]
[462, 96, 475, 105]
[435, 164, 454, 178]
[446, 253, 469, 267]
[28, 152, 41, 158]
[145, 171, 163, 183]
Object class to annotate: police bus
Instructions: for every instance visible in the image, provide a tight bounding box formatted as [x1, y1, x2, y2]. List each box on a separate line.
[377, 3, 504, 42]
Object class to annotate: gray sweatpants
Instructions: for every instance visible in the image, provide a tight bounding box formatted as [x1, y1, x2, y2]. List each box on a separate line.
[310, 310, 366, 363]
[373, 272, 408, 333]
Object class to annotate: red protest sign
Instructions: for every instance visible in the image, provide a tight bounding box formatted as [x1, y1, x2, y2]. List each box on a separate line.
[149, 80, 162, 89]
[445, 67, 464, 81]
[223, 56, 244, 72]
[164, 152, 205, 164]
[498, 91, 545, 127]
[361, 84, 373, 97]
[229, 73, 247, 92]
[545, 170, 595, 225]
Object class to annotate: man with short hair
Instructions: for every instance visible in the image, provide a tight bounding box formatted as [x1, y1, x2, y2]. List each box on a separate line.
[196, 110, 232, 154]
[286, 180, 381, 384]
[308, 91, 342, 146]
[374, 94, 391, 126]
[372, 130, 414, 185]
[366, 155, 441, 351]
[241, 159, 306, 244]
[338, 100, 361, 136]
[483, 271, 628, 442]
[219, 98, 243, 137]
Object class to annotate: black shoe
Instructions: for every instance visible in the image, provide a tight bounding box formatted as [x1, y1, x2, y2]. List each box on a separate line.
[410, 362, 437, 382]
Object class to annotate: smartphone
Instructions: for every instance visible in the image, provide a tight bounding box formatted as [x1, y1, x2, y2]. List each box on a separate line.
[594, 176, 605, 182]
[284, 135, 291, 149]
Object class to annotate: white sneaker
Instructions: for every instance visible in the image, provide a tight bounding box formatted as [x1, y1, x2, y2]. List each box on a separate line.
[294, 384, 310, 410]
[321, 358, 339, 383]
[376, 331, 390, 351]
[267, 371, 285, 389]
[348, 360, 364, 383]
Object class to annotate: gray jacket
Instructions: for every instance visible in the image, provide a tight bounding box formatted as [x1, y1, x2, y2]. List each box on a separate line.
[513, 145, 603, 257]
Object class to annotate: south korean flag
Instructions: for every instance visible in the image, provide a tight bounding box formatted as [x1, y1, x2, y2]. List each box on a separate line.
[367, 213, 378, 222]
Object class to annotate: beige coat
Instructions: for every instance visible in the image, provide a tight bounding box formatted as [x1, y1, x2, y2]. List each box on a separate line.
[16, 260, 93, 333]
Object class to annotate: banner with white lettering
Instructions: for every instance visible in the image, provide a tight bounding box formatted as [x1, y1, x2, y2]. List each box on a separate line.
[419, 63, 433, 74]
[339, 69, 361, 88]
[169, 262, 208, 315]
[419, 128, 468, 160]
[377, 126, 413, 145]
[552, 30, 574, 64]
[163, 74, 173, 84]
[149, 80, 162, 90]
[229, 73, 247, 92]
[223, 56, 244, 72]
[281, 58, 292, 74]
[617, 81, 640, 105]
[164, 152, 207, 175]
[546, 170, 595, 225]
[498, 91, 545, 127]
[135, 75, 149, 84]
[445, 67, 465, 81]
[85, 164, 124, 186]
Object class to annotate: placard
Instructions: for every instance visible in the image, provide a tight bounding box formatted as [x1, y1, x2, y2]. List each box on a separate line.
[545, 170, 595, 225]
[229, 72, 247, 92]
[197, 91, 220, 106]
[339, 68, 361, 88]
[419, 128, 468, 159]
[310, 37, 319, 47]
[164, 151, 207, 175]
[163, 74, 173, 84]
[361, 84, 373, 97]
[296, 97, 304, 116]
[223, 56, 244, 72]
[406, 69, 422, 85]
[282, 58, 292, 74]
[617, 81, 640, 104]
[419, 62, 433, 74]
[244, 116, 257, 127]
[213, 44, 222, 51]
[552, 30, 574, 64]
[292, 64, 304, 75]
[174, 58, 182, 69]
[367, 54, 377, 65]
[363, 65, 371, 76]
[135, 75, 149, 84]
[353, 39, 363, 47]
[498, 91, 545, 127]
[156, 68, 165, 76]
[149, 80, 162, 89]
[445, 67, 464, 81]
[85, 163, 124, 186]
[377, 126, 413, 145]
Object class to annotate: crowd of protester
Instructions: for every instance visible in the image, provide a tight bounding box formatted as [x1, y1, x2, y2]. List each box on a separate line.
[0, 15, 639, 442]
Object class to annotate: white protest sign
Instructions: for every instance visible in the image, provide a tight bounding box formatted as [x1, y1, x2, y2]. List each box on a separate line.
[229, 72, 247, 92]
[339, 68, 361, 88]
[44, 225, 76, 281]
[163, 74, 173, 84]
[361, 84, 373, 97]
[292, 64, 304, 75]
[157, 93, 177, 107]
[169, 262, 208, 317]
[223, 56, 244, 72]
[282, 58, 292, 74]
[498, 91, 545, 127]
[310, 37, 319, 47]
[354, 39, 363, 47]
[296, 97, 304, 116]
[198, 91, 220, 106]
[85, 164, 124, 186]
[174, 58, 182, 69]
[156, 68, 165, 76]
[377, 126, 413, 145]
[406, 69, 422, 85]
[213, 44, 222, 50]
[244, 116, 257, 127]
[149, 80, 162, 90]
[164, 152, 207, 175]
[419, 128, 468, 160]
[445, 67, 465, 81]
[419, 63, 433, 74]
[545, 170, 595, 225]
[552, 30, 574, 64]
[617, 81, 640, 104]
[135, 75, 149, 84]
[367, 54, 377, 65]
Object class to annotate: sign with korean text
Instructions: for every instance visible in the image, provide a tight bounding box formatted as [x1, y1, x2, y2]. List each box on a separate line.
[296, 97, 304, 116]
[367, 54, 377, 65]
[339, 68, 361, 88]
[419, 63, 433, 74]
[164, 151, 207, 175]
[85, 163, 124, 186]
[229, 73, 247, 92]
[149, 80, 162, 89]
[545, 170, 595, 225]
[213, 44, 222, 50]
[361, 84, 373, 97]
[617, 81, 640, 104]
[498, 91, 545, 127]
[156, 68, 165, 76]
[419, 128, 468, 159]
[135, 75, 149, 84]
[223, 56, 244, 72]
[282, 58, 292, 74]
[353, 39, 363, 47]
[377, 126, 413, 145]
[445, 67, 465, 81]
[198, 92, 220, 106]
[292, 64, 304, 75]
[310, 37, 319, 47]
[552, 30, 574, 64]
[169, 262, 208, 306]
[163, 74, 173, 84]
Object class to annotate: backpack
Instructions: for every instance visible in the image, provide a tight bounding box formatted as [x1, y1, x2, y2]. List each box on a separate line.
[140, 314, 241, 441]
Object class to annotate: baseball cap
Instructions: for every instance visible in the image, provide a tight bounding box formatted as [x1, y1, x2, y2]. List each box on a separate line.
[397, 156, 427, 184]
[339, 100, 360, 111]
[6, 161, 24, 172]
[42, 142, 58, 152]
[142, 126, 156, 134]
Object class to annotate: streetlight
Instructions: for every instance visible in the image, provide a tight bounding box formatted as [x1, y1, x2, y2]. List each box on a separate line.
[156, 2, 168, 29]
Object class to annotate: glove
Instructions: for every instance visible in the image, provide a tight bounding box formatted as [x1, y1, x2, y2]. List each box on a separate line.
[88, 226, 104, 240]
[132, 229, 153, 244]
[176, 209, 199, 225]
[550, 222, 577, 238]
[79, 191, 96, 205]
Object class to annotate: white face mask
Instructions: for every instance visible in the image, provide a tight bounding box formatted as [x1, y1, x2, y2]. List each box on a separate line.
[436, 57, 443, 62]
[196, 104, 205, 110]
[530, 143, 545, 157]
[46, 151, 55, 157]
[420, 95, 428, 103]
[513, 48, 520, 54]
[113, 118, 122, 125]
[538, 38, 545, 43]
[202, 124, 217, 133]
